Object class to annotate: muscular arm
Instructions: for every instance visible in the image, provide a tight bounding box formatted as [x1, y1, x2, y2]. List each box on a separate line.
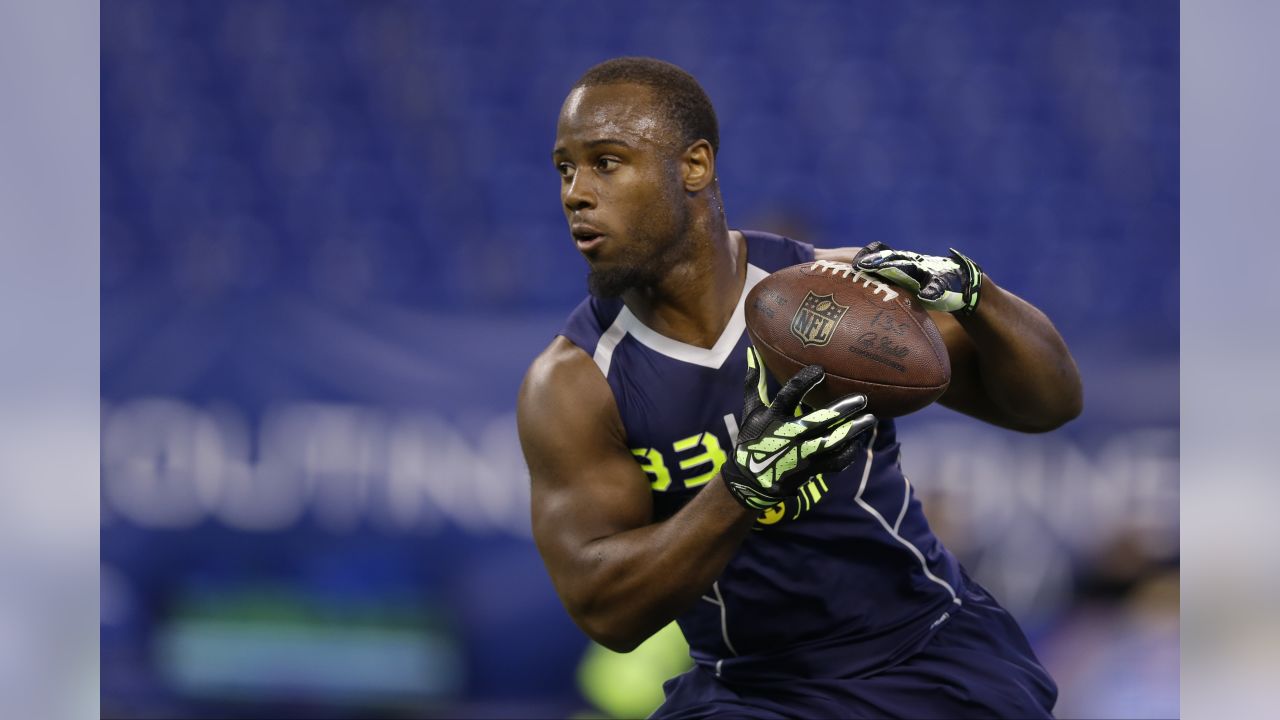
[518, 337, 756, 652]
[815, 247, 1083, 432]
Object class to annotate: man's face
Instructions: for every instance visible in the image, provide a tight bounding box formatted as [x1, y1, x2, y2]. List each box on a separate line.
[552, 83, 690, 298]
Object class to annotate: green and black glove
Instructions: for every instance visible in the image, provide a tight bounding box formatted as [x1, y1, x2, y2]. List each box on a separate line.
[855, 241, 984, 316]
[721, 347, 877, 512]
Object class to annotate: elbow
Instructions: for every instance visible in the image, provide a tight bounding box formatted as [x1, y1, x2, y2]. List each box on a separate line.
[590, 628, 645, 654]
[565, 584, 655, 650]
[1017, 392, 1083, 434]
[1052, 382, 1085, 429]
[1063, 390, 1084, 424]
[553, 546, 668, 653]
[573, 607, 646, 653]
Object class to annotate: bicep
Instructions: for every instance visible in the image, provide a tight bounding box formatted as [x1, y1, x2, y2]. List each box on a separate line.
[518, 341, 653, 581]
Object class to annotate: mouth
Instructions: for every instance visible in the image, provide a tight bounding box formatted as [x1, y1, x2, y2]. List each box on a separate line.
[571, 225, 607, 252]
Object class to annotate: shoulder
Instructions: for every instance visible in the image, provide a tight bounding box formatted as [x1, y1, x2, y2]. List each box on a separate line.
[520, 336, 606, 411]
[518, 336, 626, 451]
[522, 335, 599, 397]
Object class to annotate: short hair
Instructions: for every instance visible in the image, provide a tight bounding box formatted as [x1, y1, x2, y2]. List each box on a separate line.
[573, 57, 720, 156]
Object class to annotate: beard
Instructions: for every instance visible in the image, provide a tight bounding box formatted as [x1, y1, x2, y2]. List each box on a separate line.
[587, 262, 662, 298]
[586, 201, 692, 299]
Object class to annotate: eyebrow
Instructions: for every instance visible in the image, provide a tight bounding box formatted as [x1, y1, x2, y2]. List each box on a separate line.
[586, 137, 635, 149]
[552, 137, 637, 157]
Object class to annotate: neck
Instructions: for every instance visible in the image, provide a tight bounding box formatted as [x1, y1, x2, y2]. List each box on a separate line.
[623, 207, 745, 350]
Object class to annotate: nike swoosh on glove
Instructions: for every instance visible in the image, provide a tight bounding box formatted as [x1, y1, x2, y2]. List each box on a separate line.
[721, 347, 877, 511]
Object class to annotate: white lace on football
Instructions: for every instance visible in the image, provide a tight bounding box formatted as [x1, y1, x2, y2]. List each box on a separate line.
[809, 260, 899, 301]
[810, 259, 857, 278]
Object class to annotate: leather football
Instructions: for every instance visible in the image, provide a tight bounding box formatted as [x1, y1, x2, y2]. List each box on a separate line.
[744, 260, 951, 417]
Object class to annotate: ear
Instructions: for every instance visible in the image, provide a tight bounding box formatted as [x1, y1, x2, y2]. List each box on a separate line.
[681, 139, 716, 193]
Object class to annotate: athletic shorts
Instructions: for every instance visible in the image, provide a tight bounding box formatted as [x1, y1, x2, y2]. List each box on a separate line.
[651, 579, 1057, 719]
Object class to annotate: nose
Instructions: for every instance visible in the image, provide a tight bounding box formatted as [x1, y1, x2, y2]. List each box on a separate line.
[563, 172, 596, 212]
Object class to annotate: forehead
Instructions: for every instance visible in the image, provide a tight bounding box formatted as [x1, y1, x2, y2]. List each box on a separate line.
[555, 83, 675, 151]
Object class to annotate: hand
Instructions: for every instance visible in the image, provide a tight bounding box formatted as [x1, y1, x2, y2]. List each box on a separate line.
[855, 241, 984, 316]
[721, 347, 877, 511]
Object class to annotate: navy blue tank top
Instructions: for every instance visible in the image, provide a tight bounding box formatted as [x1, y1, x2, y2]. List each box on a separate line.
[560, 230, 966, 682]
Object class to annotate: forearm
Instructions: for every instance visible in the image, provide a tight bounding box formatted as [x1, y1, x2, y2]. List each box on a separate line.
[953, 277, 1083, 430]
[568, 477, 755, 652]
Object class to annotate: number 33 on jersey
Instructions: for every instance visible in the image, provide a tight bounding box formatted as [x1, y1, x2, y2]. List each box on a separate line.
[631, 425, 831, 526]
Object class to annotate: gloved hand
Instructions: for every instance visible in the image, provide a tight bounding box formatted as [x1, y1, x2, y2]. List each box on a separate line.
[854, 241, 984, 316]
[721, 347, 877, 512]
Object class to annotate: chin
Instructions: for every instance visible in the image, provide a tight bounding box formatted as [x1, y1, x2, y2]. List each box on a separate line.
[587, 264, 652, 298]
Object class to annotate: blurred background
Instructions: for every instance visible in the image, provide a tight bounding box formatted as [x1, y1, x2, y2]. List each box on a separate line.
[100, 1, 1178, 717]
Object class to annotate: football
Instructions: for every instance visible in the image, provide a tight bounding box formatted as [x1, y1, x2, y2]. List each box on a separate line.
[744, 259, 951, 417]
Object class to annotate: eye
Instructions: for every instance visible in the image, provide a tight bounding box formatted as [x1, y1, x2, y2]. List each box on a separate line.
[595, 156, 620, 172]
[557, 162, 575, 180]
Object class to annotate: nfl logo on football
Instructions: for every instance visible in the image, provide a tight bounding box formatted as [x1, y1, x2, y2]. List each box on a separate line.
[790, 291, 849, 347]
